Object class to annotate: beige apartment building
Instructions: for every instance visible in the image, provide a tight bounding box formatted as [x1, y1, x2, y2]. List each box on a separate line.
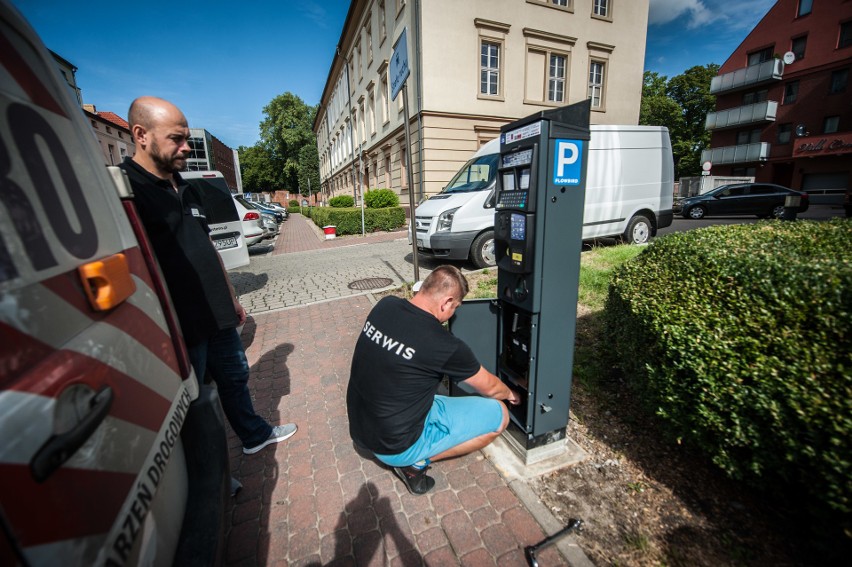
[314, 0, 649, 207]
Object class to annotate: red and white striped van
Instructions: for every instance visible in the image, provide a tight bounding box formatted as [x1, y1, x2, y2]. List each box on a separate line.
[0, 2, 229, 565]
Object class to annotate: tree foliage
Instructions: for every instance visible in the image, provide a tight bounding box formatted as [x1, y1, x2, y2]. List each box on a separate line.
[238, 144, 276, 193]
[639, 64, 720, 180]
[239, 92, 321, 194]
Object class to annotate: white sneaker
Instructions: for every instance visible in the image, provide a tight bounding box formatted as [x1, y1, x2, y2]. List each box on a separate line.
[243, 423, 298, 455]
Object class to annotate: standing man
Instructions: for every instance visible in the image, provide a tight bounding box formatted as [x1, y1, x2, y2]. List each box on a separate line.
[347, 265, 520, 495]
[120, 96, 296, 455]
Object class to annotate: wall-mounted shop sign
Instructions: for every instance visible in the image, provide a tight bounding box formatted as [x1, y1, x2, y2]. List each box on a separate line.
[793, 132, 852, 157]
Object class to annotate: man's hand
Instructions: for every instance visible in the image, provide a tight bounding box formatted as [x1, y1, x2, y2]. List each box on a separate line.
[463, 366, 522, 405]
[505, 388, 521, 406]
[234, 298, 247, 326]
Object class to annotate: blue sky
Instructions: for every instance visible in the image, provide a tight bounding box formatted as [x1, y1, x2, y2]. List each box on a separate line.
[14, 0, 776, 149]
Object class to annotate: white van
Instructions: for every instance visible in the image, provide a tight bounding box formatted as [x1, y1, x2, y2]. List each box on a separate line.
[0, 2, 228, 564]
[413, 126, 674, 268]
[181, 171, 251, 270]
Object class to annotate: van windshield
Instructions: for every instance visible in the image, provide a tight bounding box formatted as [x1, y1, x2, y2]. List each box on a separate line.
[442, 153, 499, 194]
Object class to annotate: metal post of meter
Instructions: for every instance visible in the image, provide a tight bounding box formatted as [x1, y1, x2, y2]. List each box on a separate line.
[402, 84, 420, 282]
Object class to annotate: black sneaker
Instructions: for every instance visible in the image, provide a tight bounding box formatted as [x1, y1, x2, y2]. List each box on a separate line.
[393, 465, 435, 495]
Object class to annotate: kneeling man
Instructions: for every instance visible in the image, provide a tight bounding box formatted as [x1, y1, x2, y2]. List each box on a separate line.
[347, 265, 520, 495]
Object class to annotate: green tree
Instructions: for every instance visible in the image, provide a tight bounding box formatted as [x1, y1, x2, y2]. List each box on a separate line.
[297, 142, 321, 197]
[238, 144, 276, 193]
[639, 64, 720, 180]
[259, 92, 317, 190]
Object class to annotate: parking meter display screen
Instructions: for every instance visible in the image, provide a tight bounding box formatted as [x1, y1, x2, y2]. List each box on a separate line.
[519, 168, 530, 190]
[510, 213, 526, 240]
[503, 172, 516, 191]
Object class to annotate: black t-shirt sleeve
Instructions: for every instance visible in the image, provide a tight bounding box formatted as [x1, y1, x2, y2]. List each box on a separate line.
[443, 341, 481, 382]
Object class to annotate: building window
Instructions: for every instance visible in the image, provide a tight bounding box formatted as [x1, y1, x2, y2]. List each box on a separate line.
[748, 47, 773, 66]
[381, 72, 389, 124]
[552, 0, 568, 5]
[791, 35, 807, 61]
[588, 60, 606, 109]
[106, 126, 112, 134]
[366, 16, 373, 64]
[379, 1, 386, 43]
[356, 41, 362, 80]
[742, 89, 768, 104]
[840, 22, 852, 49]
[732, 167, 757, 177]
[548, 54, 567, 102]
[823, 116, 840, 134]
[593, 0, 609, 18]
[777, 123, 792, 144]
[91, 120, 98, 129]
[797, 0, 812, 17]
[400, 147, 407, 189]
[384, 153, 391, 187]
[736, 129, 762, 145]
[369, 90, 376, 134]
[108, 144, 115, 165]
[830, 69, 848, 93]
[480, 41, 501, 96]
[783, 80, 799, 104]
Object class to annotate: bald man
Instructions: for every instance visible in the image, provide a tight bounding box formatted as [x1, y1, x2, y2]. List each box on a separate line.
[120, 97, 296, 455]
[347, 265, 520, 495]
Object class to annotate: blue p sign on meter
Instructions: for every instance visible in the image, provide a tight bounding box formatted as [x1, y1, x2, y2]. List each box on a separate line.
[553, 139, 583, 186]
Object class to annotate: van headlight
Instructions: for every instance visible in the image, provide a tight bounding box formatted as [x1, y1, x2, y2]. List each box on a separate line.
[436, 207, 459, 232]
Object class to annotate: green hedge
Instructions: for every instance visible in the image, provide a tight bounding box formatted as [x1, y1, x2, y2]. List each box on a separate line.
[365, 188, 400, 209]
[329, 195, 355, 208]
[309, 206, 406, 234]
[604, 220, 852, 519]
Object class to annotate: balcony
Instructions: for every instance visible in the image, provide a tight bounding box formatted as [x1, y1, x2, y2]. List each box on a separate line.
[701, 142, 771, 165]
[705, 101, 778, 130]
[710, 59, 784, 95]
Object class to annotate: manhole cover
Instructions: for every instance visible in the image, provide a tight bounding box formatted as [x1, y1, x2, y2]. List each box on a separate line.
[348, 277, 394, 291]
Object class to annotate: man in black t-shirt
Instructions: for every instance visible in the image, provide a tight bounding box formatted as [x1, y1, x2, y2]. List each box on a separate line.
[348, 265, 520, 494]
[121, 96, 296, 455]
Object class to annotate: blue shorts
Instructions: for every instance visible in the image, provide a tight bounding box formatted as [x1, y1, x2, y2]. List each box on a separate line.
[374, 395, 504, 467]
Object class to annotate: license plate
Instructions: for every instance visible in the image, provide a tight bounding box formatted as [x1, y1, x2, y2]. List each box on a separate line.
[214, 236, 238, 250]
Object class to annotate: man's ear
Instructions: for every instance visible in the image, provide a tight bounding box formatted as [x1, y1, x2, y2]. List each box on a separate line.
[131, 124, 147, 146]
[439, 295, 455, 313]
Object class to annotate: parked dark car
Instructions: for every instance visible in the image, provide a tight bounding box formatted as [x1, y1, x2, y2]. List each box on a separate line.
[679, 183, 809, 220]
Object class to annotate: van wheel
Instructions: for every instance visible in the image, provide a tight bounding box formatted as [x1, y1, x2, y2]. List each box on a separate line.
[471, 230, 496, 268]
[622, 215, 652, 245]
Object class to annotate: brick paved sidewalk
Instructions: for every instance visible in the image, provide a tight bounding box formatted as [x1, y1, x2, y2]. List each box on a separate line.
[273, 213, 407, 255]
[226, 296, 568, 566]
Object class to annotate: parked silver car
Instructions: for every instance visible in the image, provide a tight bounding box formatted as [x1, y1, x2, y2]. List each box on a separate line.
[236, 196, 279, 240]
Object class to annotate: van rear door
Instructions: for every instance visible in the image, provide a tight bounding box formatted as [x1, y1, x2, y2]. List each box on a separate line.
[0, 5, 203, 564]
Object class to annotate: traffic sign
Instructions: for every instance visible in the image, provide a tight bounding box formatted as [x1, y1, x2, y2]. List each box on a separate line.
[390, 28, 410, 101]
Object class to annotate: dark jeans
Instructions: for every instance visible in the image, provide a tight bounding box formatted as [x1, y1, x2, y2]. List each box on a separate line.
[188, 327, 272, 448]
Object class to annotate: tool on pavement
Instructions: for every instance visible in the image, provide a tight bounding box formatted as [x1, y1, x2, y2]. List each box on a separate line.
[524, 518, 583, 567]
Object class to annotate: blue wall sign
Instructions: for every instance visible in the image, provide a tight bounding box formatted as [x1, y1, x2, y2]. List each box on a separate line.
[552, 139, 583, 186]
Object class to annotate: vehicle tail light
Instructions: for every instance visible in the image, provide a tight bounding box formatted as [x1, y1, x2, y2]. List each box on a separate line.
[244, 212, 260, 220]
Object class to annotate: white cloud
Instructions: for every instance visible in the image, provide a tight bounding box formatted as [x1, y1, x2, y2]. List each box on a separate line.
[648, 0, 774, 30]
[648, 0, 713, 27]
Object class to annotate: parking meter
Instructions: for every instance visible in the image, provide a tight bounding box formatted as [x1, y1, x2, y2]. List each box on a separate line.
[450, 100, 590, 454]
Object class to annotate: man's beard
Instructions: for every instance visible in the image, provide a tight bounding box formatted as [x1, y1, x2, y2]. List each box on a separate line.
[150, 140, 186, 173]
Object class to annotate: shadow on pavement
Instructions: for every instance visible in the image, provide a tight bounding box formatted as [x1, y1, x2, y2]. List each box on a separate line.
[230, 271, 269, 295]
[315, 482, 420, 566]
